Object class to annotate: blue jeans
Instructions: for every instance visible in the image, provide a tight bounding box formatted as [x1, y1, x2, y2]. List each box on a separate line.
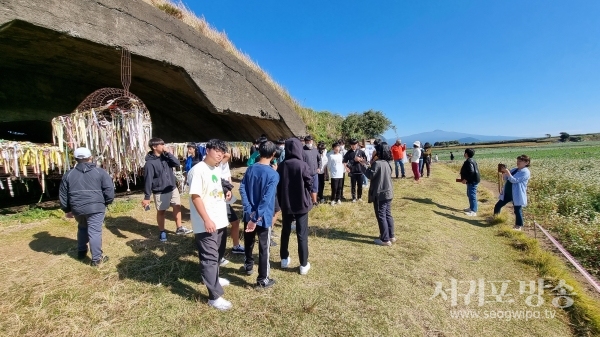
[466, 183, 478, 212]
[394, 159, 405, 178]
[494, 198, 524, 227]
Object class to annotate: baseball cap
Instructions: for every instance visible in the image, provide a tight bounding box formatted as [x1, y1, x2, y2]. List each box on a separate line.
[304, 135, 313, 141]
[74, 147, 92, 159]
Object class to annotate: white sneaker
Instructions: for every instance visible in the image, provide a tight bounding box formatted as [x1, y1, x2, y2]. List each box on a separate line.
[352, 199, 357, 203]
[465, 211, 477, 217]
[219, 277, 230, 287]
[337, 200, 342, 204]
[330, 201, 336, 206]
[208, 297, 232, 311]
[281, 256, 291, 269]
[299, 262, 311, 275]
[219, 258, 229, 266]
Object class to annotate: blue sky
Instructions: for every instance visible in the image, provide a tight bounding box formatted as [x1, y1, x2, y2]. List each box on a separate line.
[184, 0, 600, 138]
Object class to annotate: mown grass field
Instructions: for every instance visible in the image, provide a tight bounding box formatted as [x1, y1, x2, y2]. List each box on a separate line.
[445, 141, 600, 278]
[0, 164, 597, 336]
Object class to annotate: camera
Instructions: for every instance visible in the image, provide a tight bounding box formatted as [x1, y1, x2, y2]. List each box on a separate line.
[498, 163, 507, 172]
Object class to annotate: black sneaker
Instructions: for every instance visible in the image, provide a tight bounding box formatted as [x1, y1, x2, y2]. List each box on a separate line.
[77, 250, 88, 260]
[255, 277, 276, 289]
[90, 255, 109, 267]
[244, 262, 254, 275]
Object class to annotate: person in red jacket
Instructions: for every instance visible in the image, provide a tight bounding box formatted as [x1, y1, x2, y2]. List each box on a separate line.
[390, 139, 406, 178]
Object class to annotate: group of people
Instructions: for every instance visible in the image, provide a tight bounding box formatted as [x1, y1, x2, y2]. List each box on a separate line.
[458, 148, 531, 231]
[58, 134, 530, 312]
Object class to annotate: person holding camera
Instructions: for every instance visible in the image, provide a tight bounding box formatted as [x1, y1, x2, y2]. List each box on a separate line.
[142, 137, 193, 242]
[460, 148, 481, 216]
[494, 155, 531, 230]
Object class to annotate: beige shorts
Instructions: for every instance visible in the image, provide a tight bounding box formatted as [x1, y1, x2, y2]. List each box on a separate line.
[153, 188, 181, 211]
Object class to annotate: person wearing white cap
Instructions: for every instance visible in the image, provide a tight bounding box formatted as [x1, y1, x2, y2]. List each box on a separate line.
[411, 141, 422, 181]
[59, 147, 114, 266]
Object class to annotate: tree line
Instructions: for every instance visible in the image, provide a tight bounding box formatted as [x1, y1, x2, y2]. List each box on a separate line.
[295, 107, 393, 145]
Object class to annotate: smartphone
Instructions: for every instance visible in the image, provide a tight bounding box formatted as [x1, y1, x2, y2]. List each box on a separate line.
[144, 204, 151, 211]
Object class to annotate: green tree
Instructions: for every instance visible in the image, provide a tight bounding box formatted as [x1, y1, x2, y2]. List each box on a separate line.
[341, 112, 365, 140]
[361, 109, 392, 139]
[341, 110, 392, 140]
[545, 133, 551, 138]
[559, 132, 570, 142]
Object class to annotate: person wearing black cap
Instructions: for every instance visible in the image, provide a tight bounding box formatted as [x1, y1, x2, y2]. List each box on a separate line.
[59, 147, 114, 266]
[302, 135, 321, 205]
[343, 139, 368, 202]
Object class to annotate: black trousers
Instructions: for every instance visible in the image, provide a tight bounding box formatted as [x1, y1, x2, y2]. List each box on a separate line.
[195, 228, 225, 300]
[350, 174, 363, 199]
[317, 173, 326, 200]
[341, 174, 345, 199]
[330, 178, 343, 201]
[244, 223, 271, 282]
[280, 212, 309, 267]
[218, 226, 227, 260]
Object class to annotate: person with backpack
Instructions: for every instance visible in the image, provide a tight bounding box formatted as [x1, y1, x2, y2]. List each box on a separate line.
[460, 148, 481, 217]
[343, 139, 368, 202]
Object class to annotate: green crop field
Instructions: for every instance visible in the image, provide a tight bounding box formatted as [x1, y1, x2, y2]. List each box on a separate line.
[447, 141, 600, 276]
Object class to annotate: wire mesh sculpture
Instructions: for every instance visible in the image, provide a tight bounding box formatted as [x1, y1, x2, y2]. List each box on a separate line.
[51, 47, 153, 188]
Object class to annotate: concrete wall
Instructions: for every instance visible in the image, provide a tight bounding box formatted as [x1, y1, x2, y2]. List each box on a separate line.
[0, 0, 306, 142]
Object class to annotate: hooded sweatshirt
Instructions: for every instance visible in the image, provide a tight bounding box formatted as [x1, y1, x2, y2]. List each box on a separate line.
[59, 162, 114, 215]
[302, 144, 321, 176]
[277, 138, 314, 214]
[143, 151, 180, 200]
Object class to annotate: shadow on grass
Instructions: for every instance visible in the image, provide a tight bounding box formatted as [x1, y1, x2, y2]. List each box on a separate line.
[309, 226, 374, 245]
[402, 197, 458, 212]
[432, 210, 494, 228]
[29, 231, 80, 261]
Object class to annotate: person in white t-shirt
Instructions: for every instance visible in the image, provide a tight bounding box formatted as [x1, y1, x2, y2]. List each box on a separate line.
[328, 143, 345, 205]
[188, 139, 233, 311]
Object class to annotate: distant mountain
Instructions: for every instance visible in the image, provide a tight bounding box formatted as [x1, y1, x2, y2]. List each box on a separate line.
[395, 130, 519, 146]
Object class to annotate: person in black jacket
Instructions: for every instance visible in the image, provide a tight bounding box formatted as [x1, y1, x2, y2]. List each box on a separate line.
[343, 139, 368, 202]
[277, 138, 313, 275]
[59, 147, 114, 266]
[142, 138, 192, 242]
[302, 135, 321, 206]
[459, 148, 481, 216]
